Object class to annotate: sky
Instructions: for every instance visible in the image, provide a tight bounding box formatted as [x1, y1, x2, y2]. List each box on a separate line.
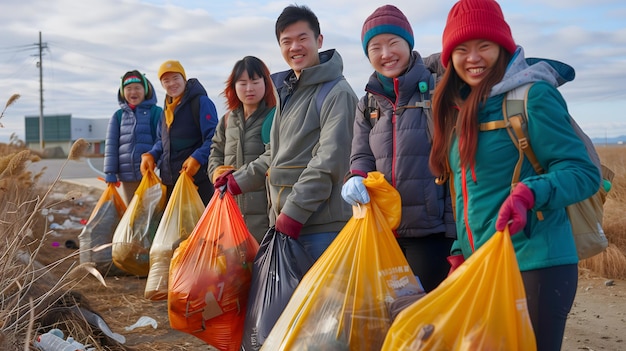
[1, 0, 625, 143]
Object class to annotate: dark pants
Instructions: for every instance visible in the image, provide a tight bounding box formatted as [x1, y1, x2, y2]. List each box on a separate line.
[522, 264, 578, 351]
[298, 231, 339, 261]
[396, 234, 454, 292]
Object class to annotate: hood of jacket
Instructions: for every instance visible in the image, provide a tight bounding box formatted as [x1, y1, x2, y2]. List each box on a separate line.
[365, 51, 434, 105]
[274, 49, 344, 92]
[490, 46, 575, 97]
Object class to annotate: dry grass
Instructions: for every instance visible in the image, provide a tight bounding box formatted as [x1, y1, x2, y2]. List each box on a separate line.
[578, 145, 626, 279]
[0, 138, 127, 350]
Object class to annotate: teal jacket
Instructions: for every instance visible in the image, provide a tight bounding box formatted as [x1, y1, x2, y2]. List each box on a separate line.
[450, 47, 600, 271]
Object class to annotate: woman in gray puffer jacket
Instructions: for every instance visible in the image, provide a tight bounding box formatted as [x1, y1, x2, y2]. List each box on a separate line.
[208, 56, 276, 243]
[343, 6, 455, 293]
[104, 70, 162, 204]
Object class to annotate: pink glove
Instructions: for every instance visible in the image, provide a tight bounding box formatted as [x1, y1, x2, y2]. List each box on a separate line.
[275, 213, 303, 240]
[213, 170, 242, 195]
[496, 182, 535, 235]
[447, 254, 465, 276]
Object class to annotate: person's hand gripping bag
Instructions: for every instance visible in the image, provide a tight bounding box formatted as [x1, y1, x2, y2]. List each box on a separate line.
[168, 189, 259, 351]
[145, 171, 205, 300]
[78, 182, 127, 275]
[111, 168, 166, 276]
[261, 171, 424, 351]
[382, 228, 536, 351]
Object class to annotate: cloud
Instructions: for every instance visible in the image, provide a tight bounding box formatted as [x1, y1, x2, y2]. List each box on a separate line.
[1, 0, 625, 141]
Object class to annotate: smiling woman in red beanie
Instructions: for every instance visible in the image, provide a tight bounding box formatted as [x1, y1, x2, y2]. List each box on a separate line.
[342, 4, 456, 293]
[429, 1, 600, 350]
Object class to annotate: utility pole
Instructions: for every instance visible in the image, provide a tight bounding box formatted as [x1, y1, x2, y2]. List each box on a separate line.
[37, 31, 47, 151]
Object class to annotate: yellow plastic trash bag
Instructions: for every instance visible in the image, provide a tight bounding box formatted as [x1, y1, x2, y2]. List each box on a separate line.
[78, 183, 127, 275]
[261, 171, 424, 351]
[111, 168, 166, 276]
[382, 228, 536, 351]
[145, 171, 205, 300]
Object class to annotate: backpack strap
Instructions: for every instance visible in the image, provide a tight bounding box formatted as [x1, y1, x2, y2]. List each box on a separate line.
[480, 83, 544, 220]
[261, 107, 276, 145]
[149, 105, 161, 140]
[365, 92, 380, 127]
[190, 95, 201, 130]
[363, 72, 437, 142]
[316, 76, 342, 116]
[503, 83, 544, 178]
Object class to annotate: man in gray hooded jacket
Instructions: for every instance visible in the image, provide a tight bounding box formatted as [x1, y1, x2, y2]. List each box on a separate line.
[215, 4, 358, 260]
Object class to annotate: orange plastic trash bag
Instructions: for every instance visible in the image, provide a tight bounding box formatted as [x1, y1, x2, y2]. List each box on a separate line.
[145, 171, 205, 300]
[78, 183, 127, 275]
[261, 171, 424, 351]
[382, 229, 537, 351]
[168, 189, 260, 350]
[111, 168, 166, 276]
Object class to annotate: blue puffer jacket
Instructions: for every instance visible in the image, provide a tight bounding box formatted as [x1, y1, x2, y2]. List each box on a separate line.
[147, 78, 218, 187]
[104, 80, 162, 183]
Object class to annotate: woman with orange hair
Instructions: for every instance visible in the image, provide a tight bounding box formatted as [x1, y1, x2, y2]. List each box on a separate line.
[208, 56, 276, 242]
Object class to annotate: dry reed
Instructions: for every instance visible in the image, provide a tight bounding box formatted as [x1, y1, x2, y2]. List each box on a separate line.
[0, 93, 20, 128]
[580, 146, 626, 279]
[0, 138, 114, 350]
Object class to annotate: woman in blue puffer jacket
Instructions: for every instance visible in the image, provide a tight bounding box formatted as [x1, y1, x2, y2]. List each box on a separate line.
[104, 70, 162, 204]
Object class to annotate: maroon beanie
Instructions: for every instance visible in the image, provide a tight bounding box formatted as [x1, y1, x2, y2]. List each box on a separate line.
[441, 0, 516, 68]
[361, 5, 414, 57]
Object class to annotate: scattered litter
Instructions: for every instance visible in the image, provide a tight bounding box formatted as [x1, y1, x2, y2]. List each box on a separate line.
[65, 240, 79, 249]
[69, 215, 83, 222]
[35, 328, 96, 350]
[125, 316, 158, 331]
[71, 306, 126, 344]
[62, 219, 86, 230]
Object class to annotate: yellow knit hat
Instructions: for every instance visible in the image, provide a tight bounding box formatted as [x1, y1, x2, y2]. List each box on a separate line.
[158, 60, 187, 81]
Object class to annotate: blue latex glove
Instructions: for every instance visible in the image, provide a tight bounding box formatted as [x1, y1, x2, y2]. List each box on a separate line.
[104, 173, 118, 184]
[341, 176, 370, 206]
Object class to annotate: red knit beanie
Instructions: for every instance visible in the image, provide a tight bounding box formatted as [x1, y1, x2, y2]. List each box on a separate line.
[441, 0, 516, 68]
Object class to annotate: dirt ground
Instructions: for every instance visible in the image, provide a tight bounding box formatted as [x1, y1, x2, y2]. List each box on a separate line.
[37, 180, 626, 351]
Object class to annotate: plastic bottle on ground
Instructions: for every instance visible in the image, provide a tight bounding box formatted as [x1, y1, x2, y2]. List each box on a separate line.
[34, 329, 80, 351]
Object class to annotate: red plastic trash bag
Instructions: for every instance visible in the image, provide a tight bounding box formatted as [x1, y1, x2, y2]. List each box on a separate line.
[111, 168, 166, 276]
[78, 183, 127, 275]
[145, 171, 205, 300]
[261, 172, 424, 351]
[241, 227, 315, 351]
[382, 228, 536, 351]
[168, 189, 259, 350]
